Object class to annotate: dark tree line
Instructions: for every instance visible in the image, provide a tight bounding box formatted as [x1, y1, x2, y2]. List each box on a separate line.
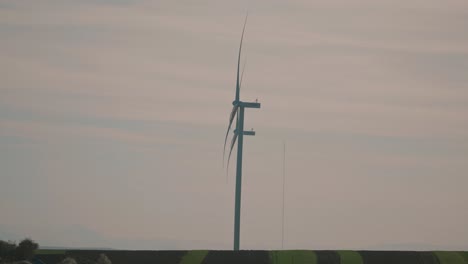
[0, 238, 38, 262]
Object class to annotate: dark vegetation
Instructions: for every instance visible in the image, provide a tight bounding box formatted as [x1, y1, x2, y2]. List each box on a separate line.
[0, 238, 38, 263]
[35, 249, 468, 264]
[3, 239, 468, 264]
[316, 250, 340, 264]
[359, 250, 441, 264]
[65, 250, 185, 264]
[201, 250, 270, 264]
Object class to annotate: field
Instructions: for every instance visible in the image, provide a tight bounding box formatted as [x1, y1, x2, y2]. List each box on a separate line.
[35, 249, 468, 264]
[35, 249, 67, 255]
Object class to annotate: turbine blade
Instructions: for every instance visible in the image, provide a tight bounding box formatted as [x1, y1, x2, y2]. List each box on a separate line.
[239, 58, 247, 90]
[235, 14, 248, 102]
[226, 132, 238, 174]
[227, 110, 240, 175]
[223, 105, 238, 166]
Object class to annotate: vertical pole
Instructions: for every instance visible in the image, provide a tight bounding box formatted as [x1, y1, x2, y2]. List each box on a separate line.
[282, 141, 286, 249]
[234, 106, 245, 251]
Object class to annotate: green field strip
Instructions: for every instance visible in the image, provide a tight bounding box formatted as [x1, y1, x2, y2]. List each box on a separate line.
[35, 249, 67, 255]
[434, 251, 466, 264]
[179, 250, 209, 264]
[460, 252, 468, 263]
[338, 251, 363, 264]
[270, 250, 317, 264]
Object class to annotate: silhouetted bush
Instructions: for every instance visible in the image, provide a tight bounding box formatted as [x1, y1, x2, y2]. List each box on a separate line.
[15, 238, 38, 261]
[0, 240, 17, 262]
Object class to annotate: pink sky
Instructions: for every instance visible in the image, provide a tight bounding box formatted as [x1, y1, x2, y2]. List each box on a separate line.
[1, 0, 468, 250]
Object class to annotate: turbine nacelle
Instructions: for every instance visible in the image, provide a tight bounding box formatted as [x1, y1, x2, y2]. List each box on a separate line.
[224, 99, 261, 168]
[239, 101, 261, 109]
[232, 101, 260, 106]
[232, 100, 261, 108]
[233, 129, 256, 136]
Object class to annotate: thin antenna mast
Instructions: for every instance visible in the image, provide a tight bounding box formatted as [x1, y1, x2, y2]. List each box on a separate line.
[281, 140, 286, 249]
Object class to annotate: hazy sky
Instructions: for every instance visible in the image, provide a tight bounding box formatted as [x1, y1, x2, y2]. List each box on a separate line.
[1, 0, 468, 250]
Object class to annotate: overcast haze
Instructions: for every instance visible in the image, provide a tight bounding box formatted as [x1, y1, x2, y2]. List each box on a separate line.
[1, 0, 468, 250]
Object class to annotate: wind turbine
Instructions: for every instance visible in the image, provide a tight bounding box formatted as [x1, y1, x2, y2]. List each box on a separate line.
[223, 15, 261, 251]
